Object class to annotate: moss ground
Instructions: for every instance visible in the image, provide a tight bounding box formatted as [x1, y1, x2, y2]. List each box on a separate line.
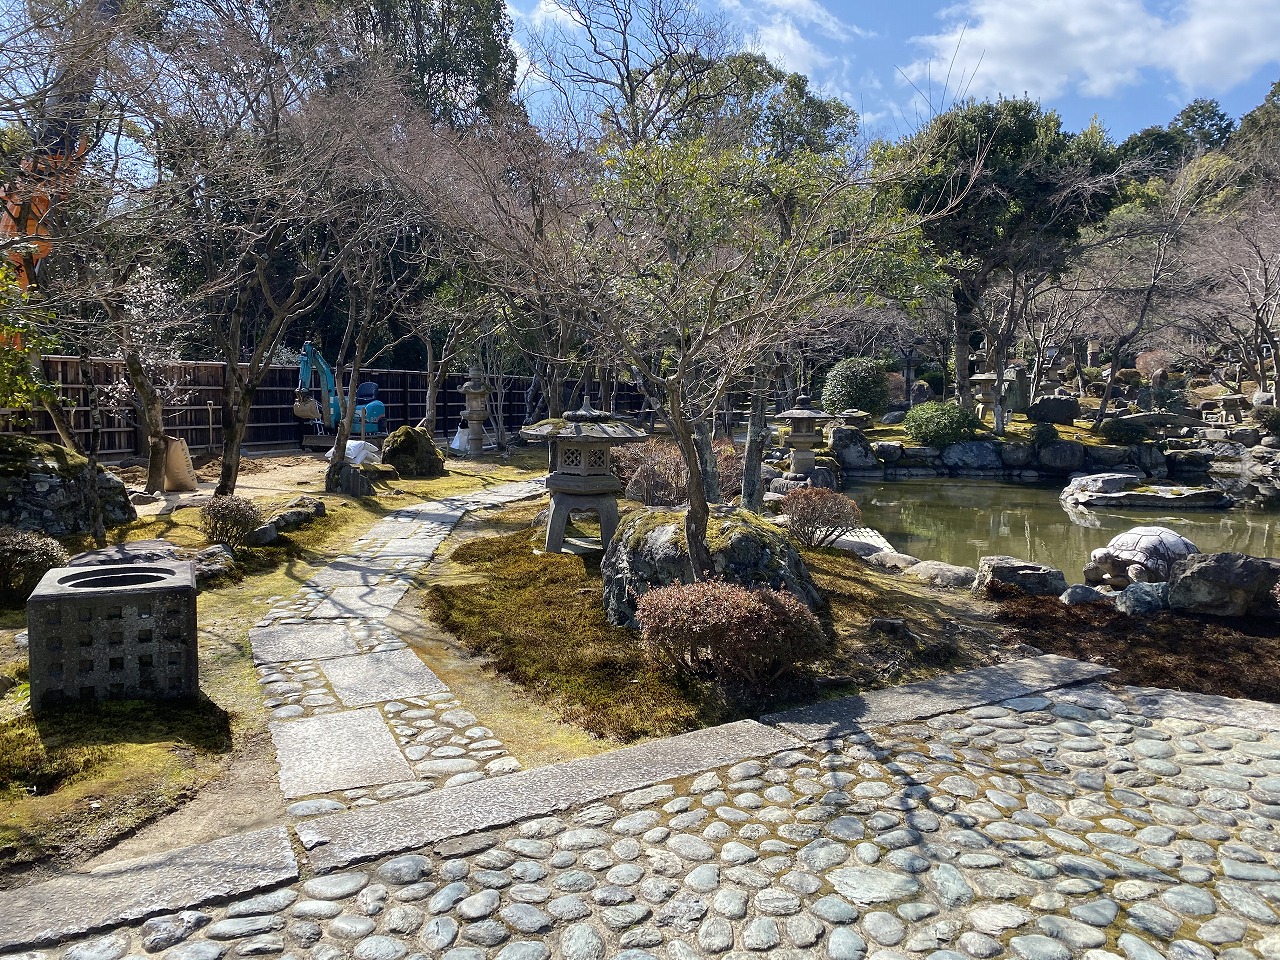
[864, 414, 1125, 448]
[423, 526, 716, 742]
[0, 449, 546, 877]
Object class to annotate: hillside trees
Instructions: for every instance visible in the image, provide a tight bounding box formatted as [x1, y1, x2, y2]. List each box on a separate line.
[895, 98, 1122, 407]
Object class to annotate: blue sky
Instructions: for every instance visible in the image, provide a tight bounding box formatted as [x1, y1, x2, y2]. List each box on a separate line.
[514, 0, 1280, 142]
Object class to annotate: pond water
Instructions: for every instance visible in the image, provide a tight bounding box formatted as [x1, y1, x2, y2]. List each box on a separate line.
[846, 478, 1280, 577]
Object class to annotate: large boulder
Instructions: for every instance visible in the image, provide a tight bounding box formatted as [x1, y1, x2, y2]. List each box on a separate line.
[1129, 442, 1169, 477]
[941, 441, 1002, 470]
[381, 426, 446, 478]
[266, 495, 326, 532]
[0, 436, 135, 535]
[1035, 440, 1086, 474]
[827, 427, 879, 471]
[972, 556, 1068, 597]
[601, 507, 822, 627]
[906, 560, 977, 589]
[1027, 396, 1080, 425]
[1167, 552, 1280, 618]
[1000, 441, 1034, 468]
[1084, 444, 1131, 468]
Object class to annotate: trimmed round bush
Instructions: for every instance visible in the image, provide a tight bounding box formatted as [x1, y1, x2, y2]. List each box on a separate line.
[1029, 422, 1060, 450]
[199, 495, 264, 548]
[0, 527, 68, 605]
[635, 580, 829, 691]
[902, 401, 980, 448]
[821, 357, 889, 416]
[780, 487, 862, 548]
[1098, 419, 1151, 444]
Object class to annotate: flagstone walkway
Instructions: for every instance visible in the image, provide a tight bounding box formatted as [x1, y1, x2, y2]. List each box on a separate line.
[250, 479, 547, 813]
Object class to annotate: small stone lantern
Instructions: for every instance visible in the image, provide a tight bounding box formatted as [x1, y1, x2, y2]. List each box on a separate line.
[521, 398, 648, 552]
[461, 366, 490, 456]
[970, 372, 1000, 424]
[778, 395, 834, 476]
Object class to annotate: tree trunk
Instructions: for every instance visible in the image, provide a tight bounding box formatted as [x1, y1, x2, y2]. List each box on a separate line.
[29, 350, 81, 451]
[77, 349, 106, 546]
[1093, 340, 1127, 429]
[668, 391, 714, 580]
[216, 368, 252, 496]
[693, 419, 720, 503]
[121, 345, 167, 493]
[952, 280, 977, 405]
[416, 338, 440, 433]
[547, 365, 567, 418]
[740, 365, 772, 512]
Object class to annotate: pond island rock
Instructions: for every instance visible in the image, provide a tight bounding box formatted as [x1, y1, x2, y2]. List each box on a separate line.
[601, 506, 822, 627]
[1061, 472, 1232, 510]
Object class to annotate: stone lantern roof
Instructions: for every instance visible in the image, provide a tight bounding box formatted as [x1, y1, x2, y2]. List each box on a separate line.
[777, 395, 834, 432]
[520, 397, 650, 444]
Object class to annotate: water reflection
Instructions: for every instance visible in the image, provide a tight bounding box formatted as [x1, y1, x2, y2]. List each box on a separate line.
[847, 479, 1280, 577]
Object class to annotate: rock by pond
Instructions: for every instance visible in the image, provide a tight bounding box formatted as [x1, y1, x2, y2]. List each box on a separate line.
[1061, 473, 1233, 510]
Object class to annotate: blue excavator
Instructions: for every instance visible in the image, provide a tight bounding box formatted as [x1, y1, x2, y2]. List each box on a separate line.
[293, 342, 388, 444]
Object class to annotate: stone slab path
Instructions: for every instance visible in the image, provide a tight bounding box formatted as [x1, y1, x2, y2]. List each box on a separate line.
[251, 479, 546, 816]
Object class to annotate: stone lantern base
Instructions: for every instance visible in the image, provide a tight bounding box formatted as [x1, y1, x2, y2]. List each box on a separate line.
[545, 494, 621, 553]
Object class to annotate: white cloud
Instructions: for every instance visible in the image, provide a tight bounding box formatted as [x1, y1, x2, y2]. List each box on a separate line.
[903, 0, 1280, 108]
[719, 0, 867, 74]
[753, 18, 836, 75]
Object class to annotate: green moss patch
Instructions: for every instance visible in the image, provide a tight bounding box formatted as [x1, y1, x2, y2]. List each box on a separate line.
[0, 436, 87, 478]
[424, 529, 715, 742]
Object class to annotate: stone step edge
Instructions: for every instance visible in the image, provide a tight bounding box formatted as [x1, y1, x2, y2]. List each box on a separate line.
[0, 826, 297, 952]
[764, 654, 1116, 742]
[1059, 681, 1280, 733]
[296, 719, 802, 874]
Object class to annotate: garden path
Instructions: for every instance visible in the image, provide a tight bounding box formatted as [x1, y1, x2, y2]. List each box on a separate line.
[248, 478, 548, 815]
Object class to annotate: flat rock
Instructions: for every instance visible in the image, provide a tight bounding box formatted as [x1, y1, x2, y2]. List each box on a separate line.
[248, 621, 362, 664]
[828, 866, 920, 903]
[320, 649, 448, 707]
[298, 720, 801, 872]
[270, 708, 413, 798]
[310, 583, 410, 620]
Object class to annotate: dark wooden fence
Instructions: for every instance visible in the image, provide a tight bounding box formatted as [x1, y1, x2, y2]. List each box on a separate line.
[9, 357, 645, 459]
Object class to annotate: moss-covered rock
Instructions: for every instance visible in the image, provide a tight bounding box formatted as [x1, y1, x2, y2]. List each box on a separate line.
[381, 425, 445, 478]
[0, 436, 135, 535]
[602, 506, 822, 627]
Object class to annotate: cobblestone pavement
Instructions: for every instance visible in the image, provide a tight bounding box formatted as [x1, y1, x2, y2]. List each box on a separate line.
[247, 479, 547, 814]
[8, 678, 1280, 960]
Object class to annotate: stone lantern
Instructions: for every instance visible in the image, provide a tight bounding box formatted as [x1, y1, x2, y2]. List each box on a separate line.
[970, 372, 1000, 424]
[778, 395, 834, 476]
[461, 366, 490, 456]
[521, 397, 648, 553]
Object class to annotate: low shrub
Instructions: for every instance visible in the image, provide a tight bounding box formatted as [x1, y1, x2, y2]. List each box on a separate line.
[902, 401, 980, 448]
[1028, 422, 1059, 450]
[1082, 366, 1104, 383]
[198, 496, 263, 548]
[821, 357, 889, 416]
[780, 487, 863, 548]
[1254, 406, 1280, 439]
[613, 439, 686, 506]
[635, 580, 829, 691]
[886, 371, 907, 403]
[919, 370, 945, 396]
[1114, 368, 1143, 387]
[0, 527, 69, 605]
[1098, 419, 1151, 444]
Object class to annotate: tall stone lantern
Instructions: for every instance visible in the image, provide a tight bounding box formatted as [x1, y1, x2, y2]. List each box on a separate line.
[778, 395, 834, 477]
[521, 398, 648, 553]
[461, 366, 490, 456]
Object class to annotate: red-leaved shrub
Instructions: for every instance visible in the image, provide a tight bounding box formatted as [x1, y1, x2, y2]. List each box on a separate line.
[635, 580, 829, 691]
[779, 487, 863, 547]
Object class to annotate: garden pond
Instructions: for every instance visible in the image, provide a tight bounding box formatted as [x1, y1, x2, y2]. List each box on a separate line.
[847, 477, 1280, 578]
